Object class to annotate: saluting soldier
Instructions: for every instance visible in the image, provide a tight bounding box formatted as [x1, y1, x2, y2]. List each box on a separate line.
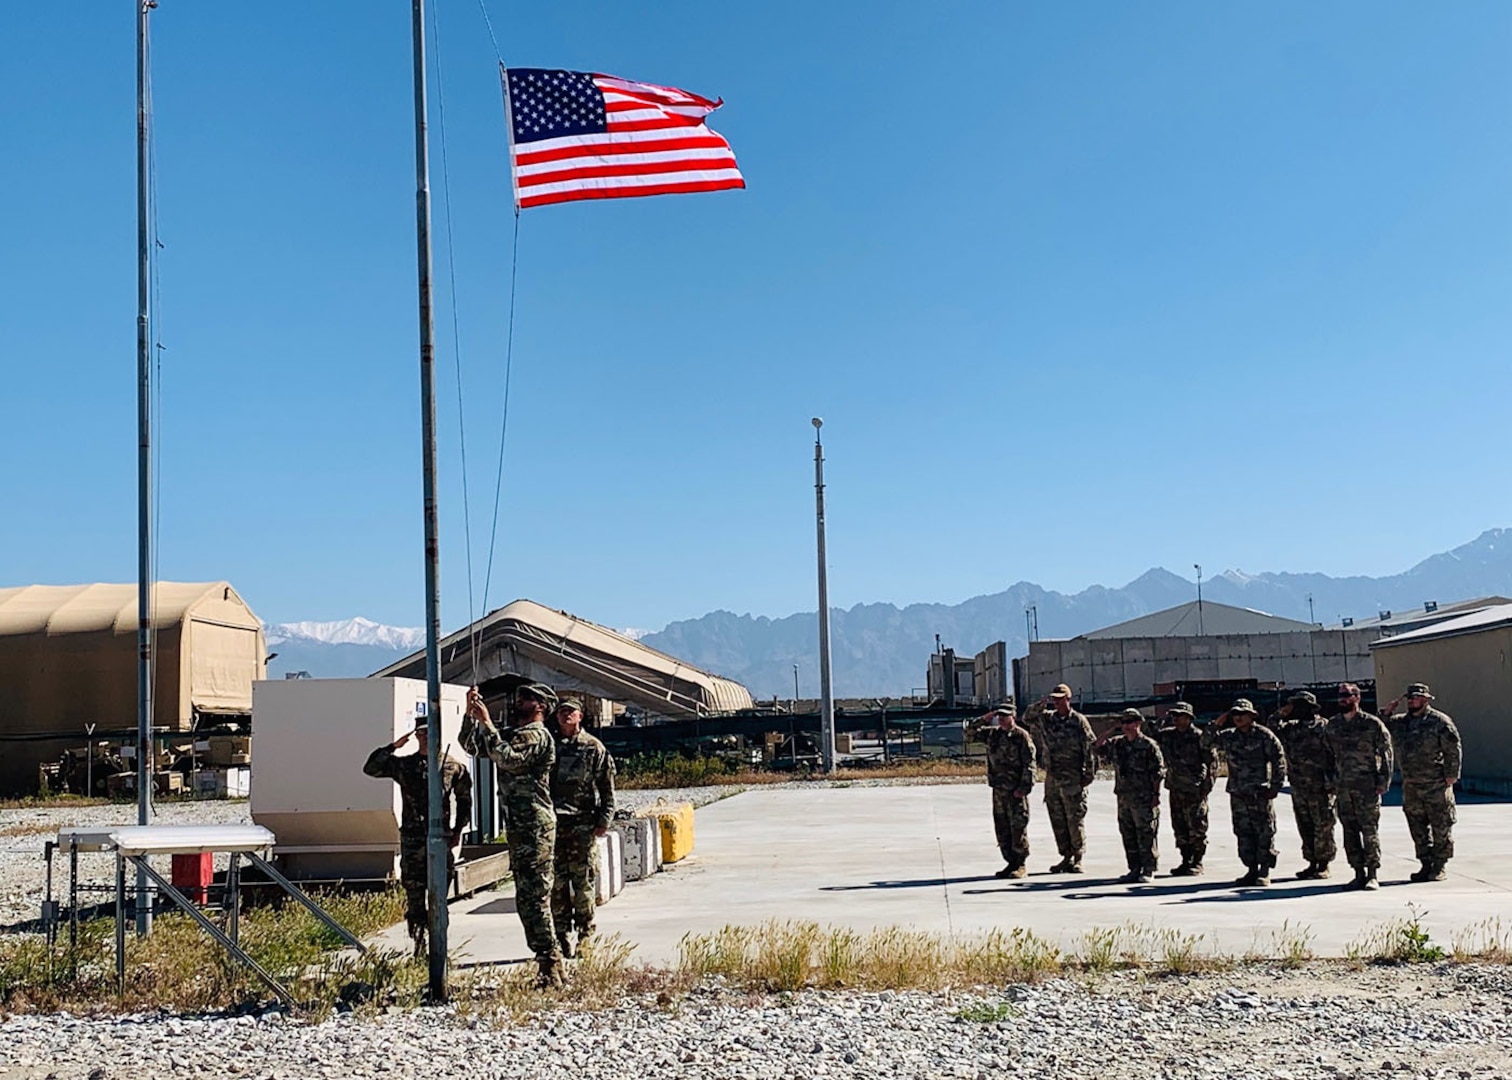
[1324, 682, 1393, 890]
[363, 721, 472, 958]
[1094, 709, 1166, 883]
[1209, 699, 1287, 887]
[1272, 691, 1338, 880]
[1381, 683, 1462, 882]
[462, 682, 563, 988]
[1154, 702, 1217, 876]
[1022, 684, 1096, 873]
[549, 697, 617, 957]
[967, 704, 1037, 879]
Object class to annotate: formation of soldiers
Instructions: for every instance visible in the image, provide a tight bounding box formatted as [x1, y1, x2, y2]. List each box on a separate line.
[972, 681, 1463, 889]
[365, 682, 617, 987]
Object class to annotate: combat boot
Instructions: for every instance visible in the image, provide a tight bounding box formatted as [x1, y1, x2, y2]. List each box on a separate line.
[1118, 869, 1142, 884]
[1296, 862, 1321, 880]
[1425, 863, 1447, 882]
[1361, 868, 1379, 890]
[1234, 867, 1259, 887]
[1186, 862, 1204, 876]
[1314, 863, 1331, 880]
[1170, 859, 1193, 877]
[1136, 868, 1154, 884]
[1065, 858, 1085, 874]
[1348, 867, 1368, 890]
[557, 932, 575, 959]
[994, 863, 1018, 879]
[1006, 864, 1027, 879]
[534, 955, 564, 990]
[1253, 868, 1271, 886]
[1048, 858, 1071, 874]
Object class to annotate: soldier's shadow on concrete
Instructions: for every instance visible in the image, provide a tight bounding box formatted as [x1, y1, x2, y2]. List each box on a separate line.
[819, 874, 1000, 891]
[470, 896, 519, 915]
[1170, 881, 1346, 903]
[961, 876, 1220, 898]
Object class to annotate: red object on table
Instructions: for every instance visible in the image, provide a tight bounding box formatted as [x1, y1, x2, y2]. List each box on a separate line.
[171, 852, 214, 904]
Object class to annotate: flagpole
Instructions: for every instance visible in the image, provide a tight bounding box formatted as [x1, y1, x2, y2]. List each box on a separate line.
[812, 418, 836, 773]
[134, 0, 156, 937]
[409, 0, 448, 1002]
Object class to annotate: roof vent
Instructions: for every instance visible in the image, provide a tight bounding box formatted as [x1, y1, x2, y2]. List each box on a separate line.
[1424, 601, 1438, 613]
[1341, 617, 1354, 628]
[1379, 610, 1391, 621]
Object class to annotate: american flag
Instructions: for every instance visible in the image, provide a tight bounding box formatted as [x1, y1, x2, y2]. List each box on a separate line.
[503, 67, 745, 210]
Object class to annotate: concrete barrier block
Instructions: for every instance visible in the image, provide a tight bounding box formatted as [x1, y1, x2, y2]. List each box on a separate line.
[595, 830, 623, 904]
[613, 817, 661, 881]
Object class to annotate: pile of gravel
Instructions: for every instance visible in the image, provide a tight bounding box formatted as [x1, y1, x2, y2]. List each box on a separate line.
[1, 964, 1508, 1079]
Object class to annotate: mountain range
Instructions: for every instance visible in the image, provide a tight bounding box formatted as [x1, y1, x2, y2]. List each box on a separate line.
[266, 529, 1512, 696]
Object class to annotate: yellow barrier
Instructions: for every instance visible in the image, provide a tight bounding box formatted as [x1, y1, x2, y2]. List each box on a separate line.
[636, 802, 694, 863]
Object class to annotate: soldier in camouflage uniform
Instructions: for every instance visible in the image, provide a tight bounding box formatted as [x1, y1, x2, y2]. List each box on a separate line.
[1381, 683, 1462, 882]
[1023, 684, 1096, 873]
[462, 682, 563, 987]
[1272, 691, 1337, 880]
[1209, 699, 1286, 887]
[1094, 709, 1166, 883]
[363, 724, 473, 957]
[1154, 702, 1217, 876]
[549, 698, 616, 957]
[1324, 682, 1393, 890]
[967, 704, 1037, 879]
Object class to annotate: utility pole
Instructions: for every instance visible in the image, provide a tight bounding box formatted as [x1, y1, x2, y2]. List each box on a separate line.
[134, 0, 156, 937]
[409, 0, 448, 1002]
[812, 418, 836, 773]
[1193, 564, 1204, 636]
[792, 663, 800, 703]
[1307, 593, 1315, 624]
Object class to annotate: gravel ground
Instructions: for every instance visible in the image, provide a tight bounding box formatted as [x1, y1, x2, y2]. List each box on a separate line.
[1, 964, 1509, 1079]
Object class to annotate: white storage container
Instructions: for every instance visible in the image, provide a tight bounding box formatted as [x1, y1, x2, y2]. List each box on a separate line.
[251, 677, 468, 880]
[595, 829, 623, 904]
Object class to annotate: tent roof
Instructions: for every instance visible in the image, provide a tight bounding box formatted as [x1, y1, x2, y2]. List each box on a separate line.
[0, 582, 258, 637]
[1080, 600, 1316, 639]
[376, 598, 753, 715]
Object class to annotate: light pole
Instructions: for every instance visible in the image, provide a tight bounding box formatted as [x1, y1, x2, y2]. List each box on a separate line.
[1307, 593, 1316, 624]
[792, 663, 800, 703]
[1193, 564, 1204, 636]
[812, 418, 836, 773]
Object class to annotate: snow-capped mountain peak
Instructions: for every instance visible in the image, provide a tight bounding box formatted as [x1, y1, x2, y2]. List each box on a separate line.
[265, 617, 424, 651]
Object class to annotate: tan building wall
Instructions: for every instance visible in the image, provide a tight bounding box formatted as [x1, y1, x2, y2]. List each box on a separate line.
[1373, 625, 1512, 791]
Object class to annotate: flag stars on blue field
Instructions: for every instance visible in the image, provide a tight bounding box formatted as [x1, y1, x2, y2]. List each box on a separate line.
[508, 68, 608, 143]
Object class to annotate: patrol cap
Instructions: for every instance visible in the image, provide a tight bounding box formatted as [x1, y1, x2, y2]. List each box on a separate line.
[1229, 698, 1258, 716]
[1049, 684, 1073, 699]
[1405, 682, 1433, 699]
[1167, 701, 1195, 717]
[1288, 691, 1318, 706]
[516, 683, 559, 710]
[1119, 708, 1144, 724]
[556, 698, 584, 713]
[992, 704, 1016, 717]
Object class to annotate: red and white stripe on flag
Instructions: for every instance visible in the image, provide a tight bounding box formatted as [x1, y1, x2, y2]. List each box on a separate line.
[505, 68, 745, 210]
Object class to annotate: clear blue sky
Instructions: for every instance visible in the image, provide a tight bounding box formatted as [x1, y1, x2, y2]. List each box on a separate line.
[4, 2, 1510, 632]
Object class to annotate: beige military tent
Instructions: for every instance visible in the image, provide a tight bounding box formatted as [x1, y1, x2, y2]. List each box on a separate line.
[0, 582, 265, 793]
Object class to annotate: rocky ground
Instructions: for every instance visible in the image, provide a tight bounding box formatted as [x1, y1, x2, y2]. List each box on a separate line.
[1, 964, 1509, 1079]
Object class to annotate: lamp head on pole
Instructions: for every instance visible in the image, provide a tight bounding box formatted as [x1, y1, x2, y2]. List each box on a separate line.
[811, 417, 823, 443]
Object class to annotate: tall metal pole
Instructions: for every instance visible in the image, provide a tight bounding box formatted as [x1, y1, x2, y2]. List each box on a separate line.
[134, 0, 156, 937]
[1194, 564, 1204, 636]
[409, 0, 447, 1002]
[812, 418, 836, 773]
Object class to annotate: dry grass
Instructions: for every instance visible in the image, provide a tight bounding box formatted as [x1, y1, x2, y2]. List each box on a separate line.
[0, 796, 110, 811]
[1451, 918, 1512, 964]
[0, 822, 56, 838]
[677, 920, 1059, 992]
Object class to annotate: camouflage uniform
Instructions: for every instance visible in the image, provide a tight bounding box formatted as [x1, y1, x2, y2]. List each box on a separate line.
[1154, 707, 1217, 873]
[550, 728, 617, 944]
[1209, 707, 1286, 881]
[462, 714, 558, 966]
[1324, 708, 1393, 879]
[1097, 719, 1165, 879]
[362, 741, 473, 948]
[1387, 703, 1462, 876]
[968, 714, 1037, 872]
[1273, 702, 1337, 874]
[1024, 700, 1096, 869]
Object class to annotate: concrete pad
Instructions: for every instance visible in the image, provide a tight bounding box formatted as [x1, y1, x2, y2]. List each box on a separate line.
[378, 783, 1512, 968]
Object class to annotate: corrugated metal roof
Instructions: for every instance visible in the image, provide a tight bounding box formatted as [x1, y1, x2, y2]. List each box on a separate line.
[1081, 601, 1316, 639]
[0, 582, 258, 636]
[1328, 596, 1512, 632]
[1369, 603, 1512, 649]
